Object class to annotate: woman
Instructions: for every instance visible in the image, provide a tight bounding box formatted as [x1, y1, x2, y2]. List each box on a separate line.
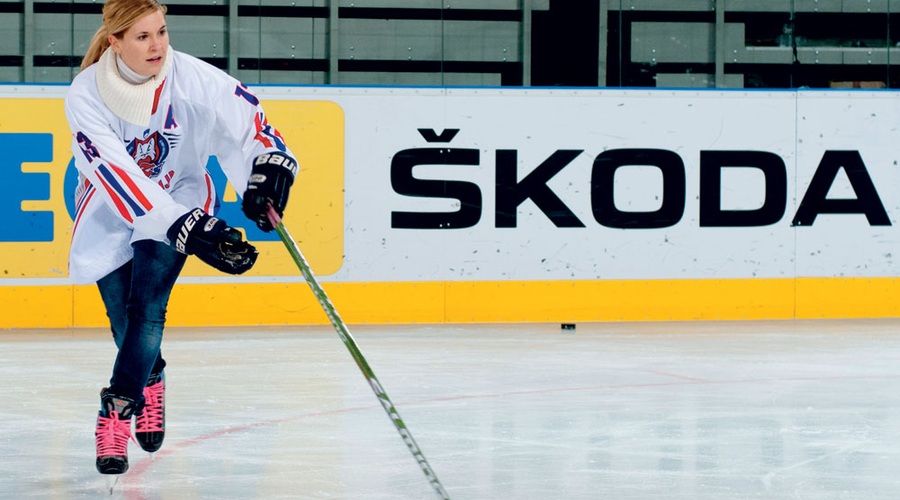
[65, 0, 298, 475]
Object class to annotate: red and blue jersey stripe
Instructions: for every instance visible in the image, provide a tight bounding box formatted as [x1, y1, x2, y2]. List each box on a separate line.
[253, 112, 287, 152]
[96, 163, 154, 223]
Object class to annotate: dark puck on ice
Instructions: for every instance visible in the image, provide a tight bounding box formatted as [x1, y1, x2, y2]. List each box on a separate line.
[561, 323, 576, 330]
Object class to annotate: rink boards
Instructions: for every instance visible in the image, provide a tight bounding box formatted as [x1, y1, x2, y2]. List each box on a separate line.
[2, 85, 900, 327]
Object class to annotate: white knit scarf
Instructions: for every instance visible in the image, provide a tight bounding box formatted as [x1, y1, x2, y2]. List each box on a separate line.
[95, 45, 173, 127]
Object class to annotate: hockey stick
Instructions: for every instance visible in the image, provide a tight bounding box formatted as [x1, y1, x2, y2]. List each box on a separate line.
[265, 205, 451, 500]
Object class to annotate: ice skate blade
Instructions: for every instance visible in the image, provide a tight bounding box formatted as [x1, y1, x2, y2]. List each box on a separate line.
[104, 475, 119, 495]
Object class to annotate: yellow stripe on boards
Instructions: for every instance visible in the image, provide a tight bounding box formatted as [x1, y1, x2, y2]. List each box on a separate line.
[796, 277, 900, 319]
[444, 279, 797, 322]
[5, 277, 900, 328]
[0, 286, 74, 328]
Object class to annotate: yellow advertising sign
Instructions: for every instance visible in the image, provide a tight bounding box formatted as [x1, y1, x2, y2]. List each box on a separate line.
[0, 98, 344, 279]
[0, 98, 71, 279]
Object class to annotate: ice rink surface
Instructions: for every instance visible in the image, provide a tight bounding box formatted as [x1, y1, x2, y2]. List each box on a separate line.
[2, 319, 900, 499]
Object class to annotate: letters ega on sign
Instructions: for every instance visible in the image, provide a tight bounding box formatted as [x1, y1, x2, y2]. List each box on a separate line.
[390, 129, 890, 230]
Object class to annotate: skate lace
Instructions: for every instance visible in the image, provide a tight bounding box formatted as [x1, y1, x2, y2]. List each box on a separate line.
[136, 380, 165, 433]
[96, 411, 134, 456]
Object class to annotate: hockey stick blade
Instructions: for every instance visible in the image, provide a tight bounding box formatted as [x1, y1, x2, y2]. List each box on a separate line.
[265, 205, 451, 500]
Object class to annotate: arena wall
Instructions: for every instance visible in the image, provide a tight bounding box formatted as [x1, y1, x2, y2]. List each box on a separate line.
[2, 85, 899, 328]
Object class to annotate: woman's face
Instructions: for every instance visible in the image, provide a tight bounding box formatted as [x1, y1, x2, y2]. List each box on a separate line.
[108, 9, 168, 77]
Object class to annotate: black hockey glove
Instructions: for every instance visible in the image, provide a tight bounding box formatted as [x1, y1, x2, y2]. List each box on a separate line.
[167, 208, 258, 275]
[241, 151, 297, 232]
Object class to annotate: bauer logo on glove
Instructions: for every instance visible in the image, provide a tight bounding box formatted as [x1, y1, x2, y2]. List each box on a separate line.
[242, 151, 297, 232]
[167, 208, 258, 275]
[254, 152, 298, 177]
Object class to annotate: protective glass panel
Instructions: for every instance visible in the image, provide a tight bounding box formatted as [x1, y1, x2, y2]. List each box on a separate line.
[607, 0, 895, 89]
[1, 0, 897, 88]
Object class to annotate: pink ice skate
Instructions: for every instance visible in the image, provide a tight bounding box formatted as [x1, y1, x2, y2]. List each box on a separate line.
[95, 391, 136, 475]
[135, 372, 165, 453]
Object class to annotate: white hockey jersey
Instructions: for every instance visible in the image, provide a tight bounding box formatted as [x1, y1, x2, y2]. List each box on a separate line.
[65, 47, 295, 284]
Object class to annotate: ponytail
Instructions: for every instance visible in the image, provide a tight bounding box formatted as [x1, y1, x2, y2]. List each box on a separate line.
[81, 26, 111, 70]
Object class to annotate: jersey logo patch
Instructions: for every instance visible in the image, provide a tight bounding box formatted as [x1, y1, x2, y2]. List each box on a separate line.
[126, 131, 170, 179]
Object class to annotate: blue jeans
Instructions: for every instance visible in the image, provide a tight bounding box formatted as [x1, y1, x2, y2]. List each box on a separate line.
[96, 239, 187, 408]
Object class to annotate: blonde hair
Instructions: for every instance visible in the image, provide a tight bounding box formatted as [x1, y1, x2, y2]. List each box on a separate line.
[81, 0, 167, 70]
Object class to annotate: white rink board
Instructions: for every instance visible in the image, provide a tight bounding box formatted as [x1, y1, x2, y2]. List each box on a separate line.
[795, 92, 900, 277]
[260, 87, 900, 282]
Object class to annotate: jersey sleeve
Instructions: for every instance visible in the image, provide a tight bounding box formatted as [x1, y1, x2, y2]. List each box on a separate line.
[64, 87, 188, 244]
[208, 76, 298, 197]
